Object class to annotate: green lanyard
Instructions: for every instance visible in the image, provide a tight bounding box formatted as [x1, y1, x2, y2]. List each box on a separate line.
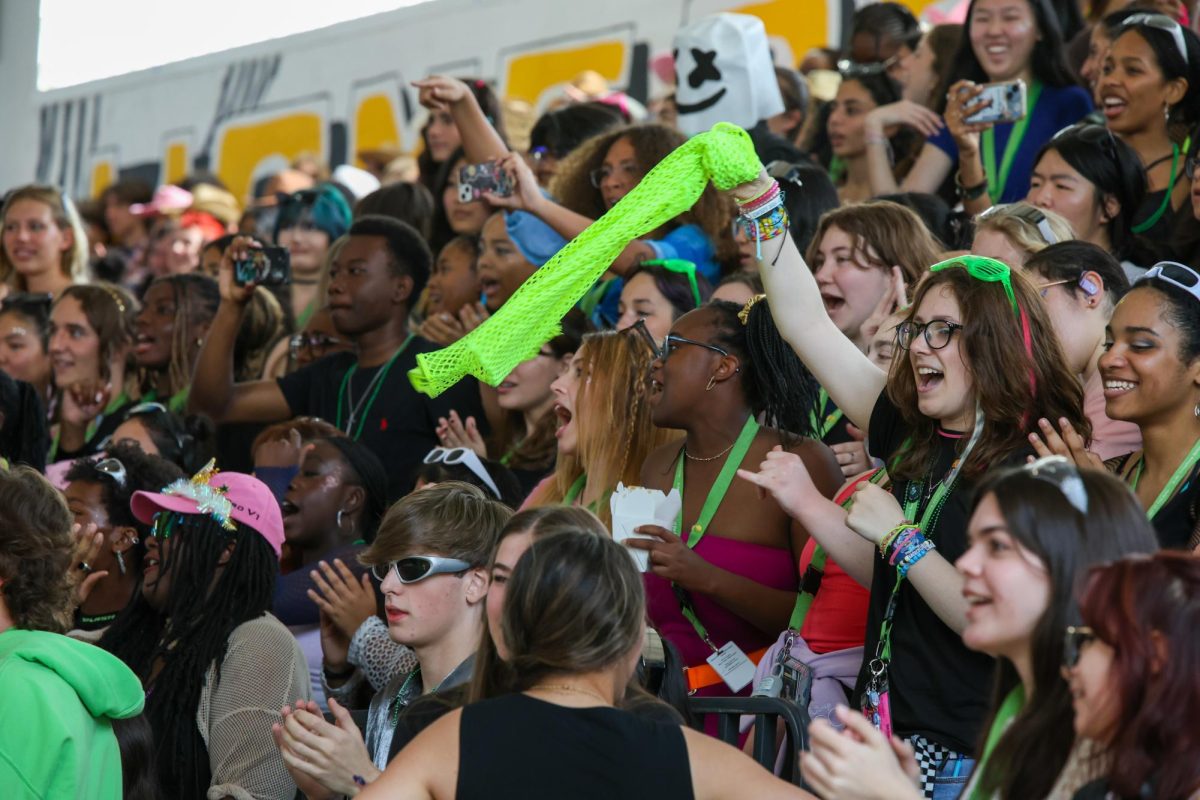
[335, 335, 413, 440]
[966, 685, 1025, 800]
[563, 473, 587, 505]
[981, 80, 1042, 203]
[671, 416, 760, 647]
[789, 468, 889, 630]
[809, 387, 844, 442]
[1130, 437, 1200, 519]
[1131, 143, 1180, 234]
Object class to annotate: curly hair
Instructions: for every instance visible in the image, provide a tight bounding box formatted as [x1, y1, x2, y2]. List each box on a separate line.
[0, 466, 75, 632]
[549, 124, 739, 273]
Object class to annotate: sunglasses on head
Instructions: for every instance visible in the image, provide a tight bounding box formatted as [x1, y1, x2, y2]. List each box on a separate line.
[1122, 13, 1188, 63]
[1062, 625, 1097, 669]
[95, 457, 127, 489]
[1137, 261, 1200, 305]
[1024, 455, 1089, 515]
[1052, 123, 1120, 169]
[370, 555, 472, 584]
[423, 447, 502, 500]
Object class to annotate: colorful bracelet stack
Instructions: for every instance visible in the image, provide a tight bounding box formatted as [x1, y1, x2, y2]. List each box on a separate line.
[737, 179, 789, 260]
[880, 523, 936, 578]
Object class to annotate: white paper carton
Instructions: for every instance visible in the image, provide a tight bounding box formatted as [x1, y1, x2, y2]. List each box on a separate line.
[610, 482, 682, 572]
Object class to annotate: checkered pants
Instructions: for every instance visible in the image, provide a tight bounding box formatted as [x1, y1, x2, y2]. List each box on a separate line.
[907, 734, 969, 800]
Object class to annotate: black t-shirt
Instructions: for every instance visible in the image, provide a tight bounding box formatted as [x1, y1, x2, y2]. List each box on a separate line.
[858, 393, 997, 754]
[276, 338, 486, 500]
[1110, 451, 1200, 550]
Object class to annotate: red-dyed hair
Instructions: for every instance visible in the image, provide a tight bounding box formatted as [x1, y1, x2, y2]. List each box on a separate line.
[1079, 552, 1200, 799]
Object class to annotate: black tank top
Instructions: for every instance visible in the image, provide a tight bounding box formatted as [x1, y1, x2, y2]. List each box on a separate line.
[456, 693, 694, 799]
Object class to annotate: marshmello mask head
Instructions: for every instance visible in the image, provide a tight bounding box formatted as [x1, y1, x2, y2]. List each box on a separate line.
[672, 13, 784, 136]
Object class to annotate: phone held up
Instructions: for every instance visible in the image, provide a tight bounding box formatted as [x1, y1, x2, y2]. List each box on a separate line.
[962, 79, 1027, 126]
[233, 246, 292, 287]
[458, 161, 513, 202]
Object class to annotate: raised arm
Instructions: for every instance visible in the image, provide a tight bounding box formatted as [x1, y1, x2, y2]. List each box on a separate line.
[413, 76, 509, 165]
[188, 237, 292, 423]
[484, 152, 656, 278]
[734, 171, 886, 434]
[863, 104, 950, 197]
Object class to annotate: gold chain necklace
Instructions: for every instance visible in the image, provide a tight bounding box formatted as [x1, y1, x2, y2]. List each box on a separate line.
[527, 684, 610, 704]
[683, 439, 737, 462]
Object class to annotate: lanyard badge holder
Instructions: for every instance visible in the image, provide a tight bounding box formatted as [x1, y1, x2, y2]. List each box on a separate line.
[674, 417, 761, 693]
[860, 403, 984, 736]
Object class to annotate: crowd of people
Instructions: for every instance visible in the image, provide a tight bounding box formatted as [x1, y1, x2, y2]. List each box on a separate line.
[2, 0, 1200, 797]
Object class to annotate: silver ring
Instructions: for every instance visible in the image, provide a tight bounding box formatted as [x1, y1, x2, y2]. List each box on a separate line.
[78, 561, 93, 573]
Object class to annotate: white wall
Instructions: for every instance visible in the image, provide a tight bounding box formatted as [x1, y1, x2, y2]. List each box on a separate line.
[3, 0, 866, 202]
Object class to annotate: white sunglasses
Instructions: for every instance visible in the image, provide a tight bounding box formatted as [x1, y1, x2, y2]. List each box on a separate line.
[423, 447, 502, 500]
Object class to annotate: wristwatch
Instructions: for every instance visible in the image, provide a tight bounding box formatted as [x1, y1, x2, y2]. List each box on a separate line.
[955, 172, 987, 201]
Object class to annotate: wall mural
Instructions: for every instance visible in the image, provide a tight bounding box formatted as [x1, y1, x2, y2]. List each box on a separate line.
[32, 0, 940, 203]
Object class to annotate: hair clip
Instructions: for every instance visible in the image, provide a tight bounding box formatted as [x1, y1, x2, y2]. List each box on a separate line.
[738, 294, 767, 325]
[100, 285, 127, 314]
[160, 458, 236, 531]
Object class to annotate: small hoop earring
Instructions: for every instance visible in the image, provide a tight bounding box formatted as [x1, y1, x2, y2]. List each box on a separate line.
[705, 375, 717, 392]
[1194, 402, 1199, 418]
[336, 509, 345, 529]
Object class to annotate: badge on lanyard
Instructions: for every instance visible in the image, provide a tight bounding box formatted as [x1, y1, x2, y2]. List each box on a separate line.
[706, 641, 757, 693]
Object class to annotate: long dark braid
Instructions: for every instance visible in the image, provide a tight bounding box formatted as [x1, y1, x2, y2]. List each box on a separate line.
[99, 514, 277, 798]
[707, 299, 821, 444]
[153, 275, 219, 398]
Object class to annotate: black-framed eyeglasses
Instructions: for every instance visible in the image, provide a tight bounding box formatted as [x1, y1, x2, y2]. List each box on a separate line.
[1025, 455, 1089, 514]
[1062, 625, 1097, 669]
[621, 318, 663, 360]
[94, 457, 127, 489]
[370, 555, 472, 584]
[662, 334, 730, 360]
[896, 319, 964, 350]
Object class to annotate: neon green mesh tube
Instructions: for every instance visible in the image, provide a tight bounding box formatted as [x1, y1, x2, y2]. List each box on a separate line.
[408, 122, 762, 397]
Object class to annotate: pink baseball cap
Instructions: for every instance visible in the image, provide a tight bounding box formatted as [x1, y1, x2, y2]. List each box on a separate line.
[131, 462, 284, 557]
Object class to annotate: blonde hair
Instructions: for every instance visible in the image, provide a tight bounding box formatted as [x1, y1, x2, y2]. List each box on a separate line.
[527, 330, 679, 526]
[0, 185, 89, 290]
[974, 202, 1075, 263]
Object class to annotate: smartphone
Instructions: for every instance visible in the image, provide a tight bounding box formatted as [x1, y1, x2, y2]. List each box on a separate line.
[233, 246, 291, 286]
[963, 79, 1027, 125]
[458, 161, 512, 203]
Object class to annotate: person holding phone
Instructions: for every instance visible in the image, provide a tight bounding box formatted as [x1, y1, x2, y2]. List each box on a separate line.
[189, 217, 486, 500]
[867, 0, 1092, 215]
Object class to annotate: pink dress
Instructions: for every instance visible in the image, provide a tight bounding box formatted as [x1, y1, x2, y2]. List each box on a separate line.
[644, 533, 796, 700]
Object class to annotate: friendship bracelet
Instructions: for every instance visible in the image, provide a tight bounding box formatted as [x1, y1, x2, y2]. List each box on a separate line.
[888, 529, 921, 566]
[879, 524, 918, 557]
[736, 179, 780, 208]
[742, 206, 789, 260]
[740, 191, 786, 221]
[898, 539, 936, 578]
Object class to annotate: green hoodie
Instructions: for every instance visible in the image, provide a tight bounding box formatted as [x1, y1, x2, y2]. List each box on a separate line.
[0, 628, 144, 799]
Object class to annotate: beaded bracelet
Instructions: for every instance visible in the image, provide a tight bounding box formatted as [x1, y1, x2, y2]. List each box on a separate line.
[740, 205, 790, 260]
[898, 539, 936, 578]
[741, 191, 786, 222]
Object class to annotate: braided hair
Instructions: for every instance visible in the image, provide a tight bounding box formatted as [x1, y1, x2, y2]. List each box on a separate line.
[143, 275, 219, 398]
[99, 514, 277, 798]
[707, 299, 821, 444]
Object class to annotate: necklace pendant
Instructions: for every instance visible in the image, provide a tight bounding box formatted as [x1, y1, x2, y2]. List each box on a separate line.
[692, 524, 703, 534]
